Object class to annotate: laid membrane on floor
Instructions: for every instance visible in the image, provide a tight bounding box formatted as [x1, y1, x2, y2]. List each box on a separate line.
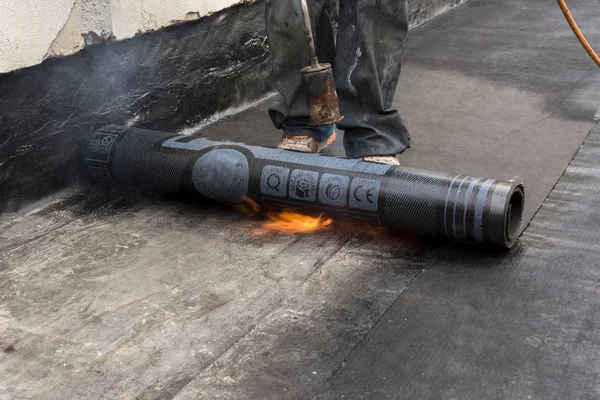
[199, 0, 600, 225]
[321, 122, 600, 400]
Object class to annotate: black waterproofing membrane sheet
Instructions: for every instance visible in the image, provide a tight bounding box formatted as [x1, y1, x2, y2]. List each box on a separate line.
[319, 124, 600, 399]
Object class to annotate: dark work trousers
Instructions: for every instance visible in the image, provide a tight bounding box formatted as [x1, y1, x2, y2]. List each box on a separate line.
[265, 0, 411, 158]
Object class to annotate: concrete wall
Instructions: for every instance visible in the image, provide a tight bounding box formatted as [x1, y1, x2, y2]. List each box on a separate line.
[0, 0, 243, 73]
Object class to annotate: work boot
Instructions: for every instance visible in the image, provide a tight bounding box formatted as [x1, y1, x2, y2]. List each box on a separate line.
[361, 156, 400, 165]
[278, 125, 336, 153]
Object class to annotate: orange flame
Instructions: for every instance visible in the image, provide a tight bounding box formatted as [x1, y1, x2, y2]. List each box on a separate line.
[262, 211, 333, 234]
[234, 197, 400, 237]
[235, 198, 332, 233]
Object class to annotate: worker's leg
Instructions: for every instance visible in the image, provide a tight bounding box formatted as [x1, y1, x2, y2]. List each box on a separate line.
[335, 0, 411, 158]
[265, 0, 336, 141]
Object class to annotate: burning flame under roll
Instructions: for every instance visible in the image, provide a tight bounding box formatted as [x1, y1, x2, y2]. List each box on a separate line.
[235, 197, 334, 234]
[263, 211, 333, 233]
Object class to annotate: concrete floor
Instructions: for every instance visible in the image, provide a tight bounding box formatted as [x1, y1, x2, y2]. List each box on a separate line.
[2, 0, 600, 399]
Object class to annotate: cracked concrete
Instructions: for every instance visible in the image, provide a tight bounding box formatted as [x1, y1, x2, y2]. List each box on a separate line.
[44, 0, 114, 59]
[1, 0, 250, 73]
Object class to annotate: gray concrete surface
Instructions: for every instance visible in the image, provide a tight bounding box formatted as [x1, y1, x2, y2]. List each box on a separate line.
[2, 0, 600, 398]
[0, 189, 432, 399]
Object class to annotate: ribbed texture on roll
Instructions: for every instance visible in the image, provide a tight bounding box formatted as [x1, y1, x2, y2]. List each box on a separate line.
[84, 126, 525, 248]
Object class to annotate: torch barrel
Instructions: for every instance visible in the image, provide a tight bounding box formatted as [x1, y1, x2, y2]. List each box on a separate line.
[84, 125, 525, 248]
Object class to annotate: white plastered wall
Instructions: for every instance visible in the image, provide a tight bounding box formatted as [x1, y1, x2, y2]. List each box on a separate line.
[0, 0, 245, 73]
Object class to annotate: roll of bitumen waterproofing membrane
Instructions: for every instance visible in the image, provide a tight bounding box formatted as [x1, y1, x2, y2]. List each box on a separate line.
[84, 125, 525, 248]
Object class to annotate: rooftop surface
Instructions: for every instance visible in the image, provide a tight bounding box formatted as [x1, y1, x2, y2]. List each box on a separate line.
[2, 0, 600, 398]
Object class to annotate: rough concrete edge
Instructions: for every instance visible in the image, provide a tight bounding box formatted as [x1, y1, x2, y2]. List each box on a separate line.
[1, 0, 264, 75]
[0, 0, 270, 213]
[0, 0, 258, 78]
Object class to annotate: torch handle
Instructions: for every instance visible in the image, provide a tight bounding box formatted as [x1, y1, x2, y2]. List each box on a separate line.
[300, 0, 319, 66]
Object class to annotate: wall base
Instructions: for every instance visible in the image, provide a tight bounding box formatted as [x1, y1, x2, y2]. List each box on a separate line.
[0, 0, 467, 212]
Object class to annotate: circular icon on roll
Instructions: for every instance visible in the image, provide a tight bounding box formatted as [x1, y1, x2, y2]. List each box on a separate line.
[295, 178, 311, 199]
[261, 165, 289, 198]
[325, 183, 342, 202]
[267, 173, 282, 191]
[318, 174, 349, 206]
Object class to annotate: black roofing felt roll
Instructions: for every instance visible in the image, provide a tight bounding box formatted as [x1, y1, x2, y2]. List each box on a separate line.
[84, 125, 525, 248]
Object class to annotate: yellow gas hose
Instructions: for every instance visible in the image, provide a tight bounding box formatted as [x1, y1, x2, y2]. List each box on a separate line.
[557, 0, 600, 68]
